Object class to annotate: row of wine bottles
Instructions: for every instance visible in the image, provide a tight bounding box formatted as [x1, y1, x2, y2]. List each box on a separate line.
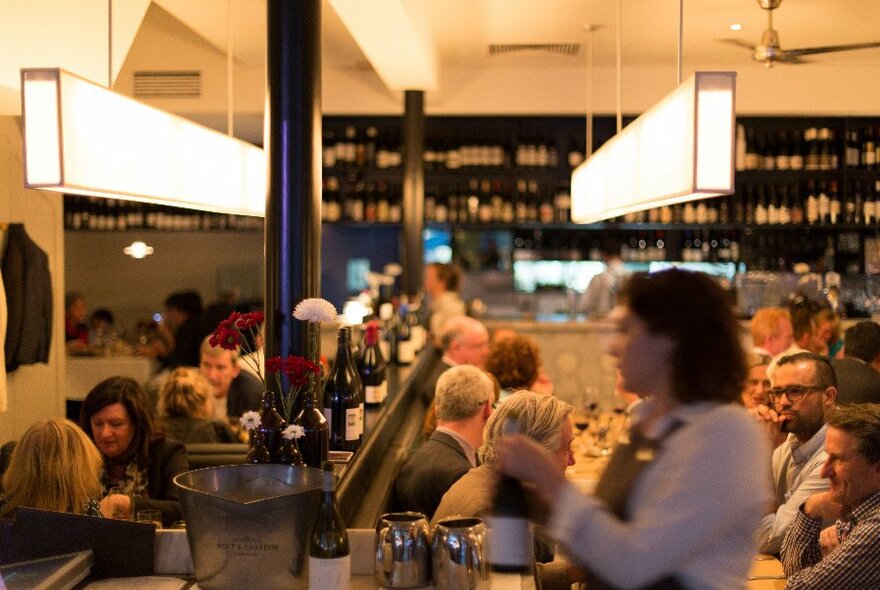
[736, 124, 880, 171]
[323, 123, 586, 172]
[64, 196, 262, 232]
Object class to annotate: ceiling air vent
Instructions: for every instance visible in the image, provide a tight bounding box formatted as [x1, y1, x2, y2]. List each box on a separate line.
[489, 43, 581, 57]
[133, 70, 201, 98]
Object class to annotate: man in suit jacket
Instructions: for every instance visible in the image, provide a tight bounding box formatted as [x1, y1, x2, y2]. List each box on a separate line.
[832, 321, 880, 405]
[396, 365, 493, 519]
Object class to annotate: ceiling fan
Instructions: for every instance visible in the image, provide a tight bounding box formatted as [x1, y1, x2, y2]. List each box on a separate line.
[722, 0, 880, 66]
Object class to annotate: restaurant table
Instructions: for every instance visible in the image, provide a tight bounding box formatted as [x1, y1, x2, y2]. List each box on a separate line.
[65, 355, 158, 400]
[747, 555, 786, 589]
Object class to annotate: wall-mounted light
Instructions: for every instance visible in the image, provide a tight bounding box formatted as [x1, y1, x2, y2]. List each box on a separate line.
[123, 240, 154, 259]
[571, 71, 736, 224]
[20, 68, 266, 216]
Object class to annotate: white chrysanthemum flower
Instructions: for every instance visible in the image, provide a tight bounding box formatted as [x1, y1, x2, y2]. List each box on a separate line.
[239, 411, 261, 431]
[282, 424, 305, 440]
[293, 298, 338, 323]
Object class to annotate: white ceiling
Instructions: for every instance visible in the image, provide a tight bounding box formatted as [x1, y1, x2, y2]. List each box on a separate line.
[2, 0, 879, 142]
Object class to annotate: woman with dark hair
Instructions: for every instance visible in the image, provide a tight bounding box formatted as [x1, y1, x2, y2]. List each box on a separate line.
[498, 269, 772, 589]
[80, 376, 188, 526]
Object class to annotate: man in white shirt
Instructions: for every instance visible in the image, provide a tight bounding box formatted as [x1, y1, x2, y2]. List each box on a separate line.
[752, 352, 837, 553]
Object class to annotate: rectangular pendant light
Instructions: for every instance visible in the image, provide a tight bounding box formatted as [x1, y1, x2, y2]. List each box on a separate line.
[20, 68, 266, 216]
[571, 71, 736, 224]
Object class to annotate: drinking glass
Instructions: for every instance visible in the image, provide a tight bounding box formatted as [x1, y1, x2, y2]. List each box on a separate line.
[136, 509, 163, 529]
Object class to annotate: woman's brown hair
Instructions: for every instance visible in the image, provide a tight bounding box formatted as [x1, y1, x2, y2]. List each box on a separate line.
[619, 269, 746, 404]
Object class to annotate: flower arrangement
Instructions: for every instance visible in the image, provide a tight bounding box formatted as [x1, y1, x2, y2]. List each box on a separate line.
[265, 354, 322, 422]
[210, 298, 338, 423]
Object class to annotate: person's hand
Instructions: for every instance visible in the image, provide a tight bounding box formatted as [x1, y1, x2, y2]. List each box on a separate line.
[819, 524, 840, 558]
[99, 491, 132, 519]
[496, 434, 566, 504]
[804, 492, 844, 522]
[749, 404, 787, 448]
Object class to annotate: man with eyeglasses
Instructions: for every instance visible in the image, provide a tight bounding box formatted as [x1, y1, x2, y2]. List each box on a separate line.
[752, 352, 837, 554]
[781, 403, 880, 588]
[395, 365, 493, 520]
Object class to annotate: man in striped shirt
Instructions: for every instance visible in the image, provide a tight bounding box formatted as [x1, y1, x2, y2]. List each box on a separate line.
[781, 403, 880, 588]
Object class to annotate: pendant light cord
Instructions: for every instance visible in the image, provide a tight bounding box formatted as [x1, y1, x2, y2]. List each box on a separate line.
[226, 0, 234, 137]
[615, 0, 622, 134]
[677, 0, 683, 85]
[108, 0, 113, 88]
[585, 25, 594, 158]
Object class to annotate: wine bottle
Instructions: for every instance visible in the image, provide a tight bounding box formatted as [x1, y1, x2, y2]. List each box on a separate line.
[323, 327, 364, 452]
[308, 461, 351, 590]
[358, 321, 388, 406]
[396, 304, 416, 365]
[256, 390, 286, 463]
[246, 430, 271, 464]
[486, 419, 533, 574]
[293, 386, 330, 468]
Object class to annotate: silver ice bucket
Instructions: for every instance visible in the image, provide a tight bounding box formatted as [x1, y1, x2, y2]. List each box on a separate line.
[174, 464, 322, 590]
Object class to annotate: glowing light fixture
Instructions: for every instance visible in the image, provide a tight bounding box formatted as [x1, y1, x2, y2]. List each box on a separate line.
[124, 240, 154, 259]
[20, 68, 266, 216]
[571, 71, 736, 224]
[729, 23, 743, 31]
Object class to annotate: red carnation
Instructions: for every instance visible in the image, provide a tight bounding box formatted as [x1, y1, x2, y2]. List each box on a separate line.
[265, 356, 283, 374]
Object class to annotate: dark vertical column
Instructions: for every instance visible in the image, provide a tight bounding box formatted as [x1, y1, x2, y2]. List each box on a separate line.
[402, 90, 425, 296]
[264, 0, 322, 361]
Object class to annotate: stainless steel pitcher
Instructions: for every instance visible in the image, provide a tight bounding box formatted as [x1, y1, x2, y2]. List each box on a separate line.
[432, 516, 490, 590]
[374, 511, 431, 588]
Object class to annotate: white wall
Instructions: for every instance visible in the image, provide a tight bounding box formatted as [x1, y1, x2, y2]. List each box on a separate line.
[0, 117, 66, 442]
[64, 230, 264, 337]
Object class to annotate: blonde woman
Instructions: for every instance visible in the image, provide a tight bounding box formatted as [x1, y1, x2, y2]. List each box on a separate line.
[158, 367, 236, 444]
[0, 418, 104, 517]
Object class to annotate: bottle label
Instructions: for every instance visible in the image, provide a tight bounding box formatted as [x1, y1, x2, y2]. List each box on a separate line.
[323, 408, 332, 426]
[309, 556, 351, 590]
[345, 407, 360, 441]
[485, 515, 533, 569]
[365, 381, 387, 404]
[397, 340, 415, 364]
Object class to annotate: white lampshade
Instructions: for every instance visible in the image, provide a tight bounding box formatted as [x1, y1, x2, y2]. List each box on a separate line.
[571, 71, 736, 224]
[20, 68, 266, 216]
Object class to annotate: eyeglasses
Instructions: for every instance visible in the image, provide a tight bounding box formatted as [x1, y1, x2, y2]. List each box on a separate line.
[768, 385, 825, 403]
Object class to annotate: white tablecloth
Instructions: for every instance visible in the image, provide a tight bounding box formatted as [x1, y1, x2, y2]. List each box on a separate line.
[65, 356, 158, 400]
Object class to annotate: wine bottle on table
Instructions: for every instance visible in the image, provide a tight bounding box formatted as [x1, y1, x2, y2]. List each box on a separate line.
[358, 321, 388, 406]
[323, 326, 364, 452]
[309, 461, 351, 590]
[293, 387, 329, 468]
[486, 418, 533, 575]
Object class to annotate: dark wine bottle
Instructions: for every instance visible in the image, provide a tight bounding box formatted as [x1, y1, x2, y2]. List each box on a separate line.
[293, 387, 330, 468]
[246, 430, 271, 464]
[323, 327, 364, 452]
[256, 390, 286, 463]
[358, 321, 388, 406]
[486, 419, 533, 574]
[309, 461, 351, 590]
